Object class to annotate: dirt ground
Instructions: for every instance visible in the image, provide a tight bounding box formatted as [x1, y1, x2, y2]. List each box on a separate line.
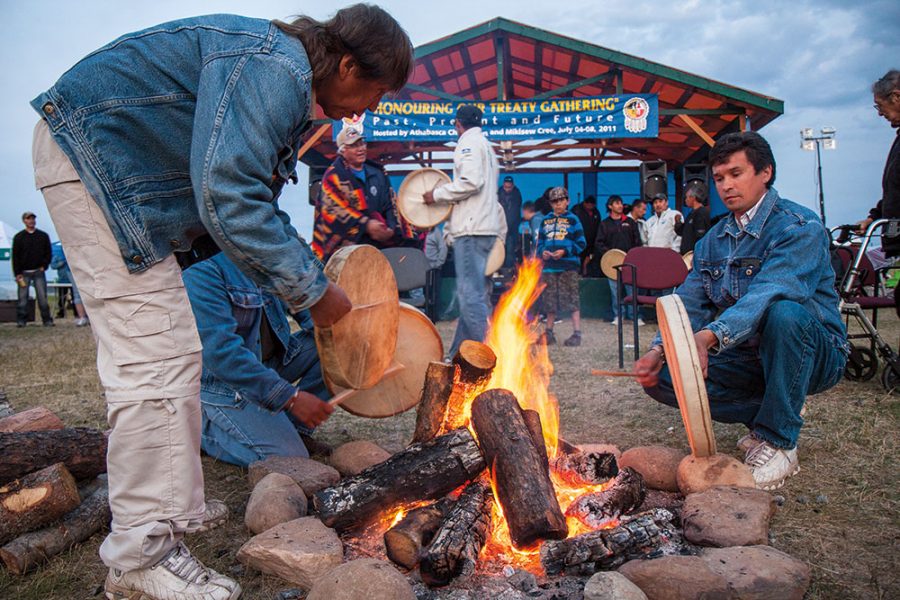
[0, 311, 897, 599]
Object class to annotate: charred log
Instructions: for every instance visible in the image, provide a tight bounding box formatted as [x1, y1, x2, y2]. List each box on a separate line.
[0, 428, 107, 485]
[521, 409, 549, 468]
[384, 498, 454, 569]
[541, 508, 686, 575]
[410, 362, 455, 445]
[551, 450, 618, 486]
[0, 463, 82, 545]
[313, 428, 485, 531]
[0, 483, 110, 574]
[470, 389, 567, 549]
[419, 478, 494, 587]
[443, 342, 496, 431]
[565, 467, 646, 528]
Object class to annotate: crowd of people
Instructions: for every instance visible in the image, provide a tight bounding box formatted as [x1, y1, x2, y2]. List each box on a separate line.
[10, 0, 898, 595]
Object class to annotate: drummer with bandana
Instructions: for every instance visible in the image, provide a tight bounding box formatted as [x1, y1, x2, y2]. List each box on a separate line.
[633, 132, 848, 490]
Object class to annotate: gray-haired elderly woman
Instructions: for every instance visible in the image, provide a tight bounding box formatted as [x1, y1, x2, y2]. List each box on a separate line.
[30, 5, 413, 599]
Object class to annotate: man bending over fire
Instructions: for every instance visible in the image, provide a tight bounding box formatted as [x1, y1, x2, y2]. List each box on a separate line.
[633, 131, 848, 490]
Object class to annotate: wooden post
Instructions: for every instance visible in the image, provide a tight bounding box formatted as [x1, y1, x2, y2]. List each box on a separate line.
[411, 362, 455, 444]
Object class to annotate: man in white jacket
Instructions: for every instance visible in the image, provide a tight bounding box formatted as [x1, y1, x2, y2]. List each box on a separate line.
[424, 104, 504, 355]
[646, 192, 683, 251]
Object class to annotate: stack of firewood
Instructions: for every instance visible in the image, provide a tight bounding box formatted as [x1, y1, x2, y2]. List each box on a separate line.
[312, 341, 681, 587]
[0, 404, 110, 575]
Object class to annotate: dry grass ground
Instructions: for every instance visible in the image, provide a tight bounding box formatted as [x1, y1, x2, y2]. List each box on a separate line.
[0, 311, 897, 599]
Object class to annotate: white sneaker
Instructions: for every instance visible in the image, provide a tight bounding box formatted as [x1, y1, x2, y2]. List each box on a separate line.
[745, 441, 800, 490]
[610, 317, 619, 326]
[736, 432, 764, 455]
[636, 318, 646, 327]
[75, 317, 90, 327]
[193, 499, 229, 533]
[104, 542, 241, 600]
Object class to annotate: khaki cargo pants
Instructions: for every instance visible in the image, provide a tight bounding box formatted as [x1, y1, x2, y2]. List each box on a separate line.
[32, 120, 206, 571]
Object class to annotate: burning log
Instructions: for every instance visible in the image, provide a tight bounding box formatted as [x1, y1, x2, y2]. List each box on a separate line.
[0, 463, 82, 546]
[541, 508, 684, 576]
[551, 450, 618, 486]
[0, 483, 110, 574]
[0, 407, 65, 433]
[0, 427, 108, 485]
[419, 477, 494, 587]
[410, 362, 455, 444]
[314, 428, 485, 531]
[565, 467, 646, 528]
[470, 389, 567, 549]
[521, 409, 549, 467]
[383, 498, 454, 569]
[443, 341, 497, 431]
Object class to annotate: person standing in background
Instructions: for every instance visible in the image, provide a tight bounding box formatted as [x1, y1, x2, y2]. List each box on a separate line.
[497, 175, 522, 270]
[12, 211, 53, 327]
[594, 195, 643, 326]
[628, 199, 649, 245]
[646, 192, 683, 251]
[677, 181, 712, 254]
[572, 195, 601, 276]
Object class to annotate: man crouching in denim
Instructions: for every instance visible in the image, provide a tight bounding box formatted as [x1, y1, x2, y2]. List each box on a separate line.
[182, 250, 332, 468]
[633, 132, 848, 490]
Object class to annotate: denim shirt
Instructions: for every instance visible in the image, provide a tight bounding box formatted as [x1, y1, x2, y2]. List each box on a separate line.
[30, 15, 327, 312]
[653, 188, 848, 355]
[183, 252, 313, 412]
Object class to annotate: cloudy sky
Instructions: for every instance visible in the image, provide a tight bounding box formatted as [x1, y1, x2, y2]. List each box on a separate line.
[2, 0, 898, 244]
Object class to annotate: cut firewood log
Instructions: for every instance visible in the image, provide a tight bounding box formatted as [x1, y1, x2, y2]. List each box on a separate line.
[383, 497, 454, 569]
[551, 450, 618, 486]
[541, 508, 684, 575]
[419, 477, 494, 587]
[564, 467, 646, 528]
[0, 483, 110, 574]
[470, 389, 567, 549]
[410, 362, 455, 444]
[521, 409, 549, 468]
[314, 428, 485, 532]
[0, 463, 81, 546]
[0, 428, 107, 485]
[443, 341, 497, 432]
[0, 407, 65, 433]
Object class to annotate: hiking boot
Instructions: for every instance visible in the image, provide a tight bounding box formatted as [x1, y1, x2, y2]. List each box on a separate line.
[193, 499, 229, 534]
[104, 542, 241, 600]
[542, 330, 557, 345]
[745, 441, 800, 490]
[563, 332, 582, 347]
[736, 432, 765, 455]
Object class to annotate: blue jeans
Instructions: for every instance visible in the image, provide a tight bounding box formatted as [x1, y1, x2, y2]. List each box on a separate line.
[17, 269, 52, 324]
[200, 330, 327, 467]
[449, 235, 495, 357]
[609, 279, 634, 320]
[644, 301, 846, 449]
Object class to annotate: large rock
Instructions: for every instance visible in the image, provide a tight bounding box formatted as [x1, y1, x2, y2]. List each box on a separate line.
[307, 558, 415, 600]
[676, 453, 755, 495]
[584, 571, 648, 600]
[248, 455, 340, 497]
[682, 486, 775, 547]
[329, 440, 392, 477]
[236, 517, 343, 589]
[619, 555, 731, 600]
[701, 546, 810, 599]
[245, 472, 308, 534]
[619, 446, 686, 492]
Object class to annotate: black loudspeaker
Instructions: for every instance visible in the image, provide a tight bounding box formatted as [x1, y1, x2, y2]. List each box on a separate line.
[308, 167, 326, 206]
[640, 160, 667, 201]
[683, 163, 709, 187]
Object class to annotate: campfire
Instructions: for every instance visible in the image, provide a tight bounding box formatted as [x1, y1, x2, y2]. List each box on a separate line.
[312, 258, 686, 586]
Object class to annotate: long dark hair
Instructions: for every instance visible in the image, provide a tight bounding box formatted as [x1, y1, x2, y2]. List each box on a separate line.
[275, 4, 414, 92]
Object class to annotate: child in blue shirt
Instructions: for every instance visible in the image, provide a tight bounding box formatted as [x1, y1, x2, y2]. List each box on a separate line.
[537, 187, 587, 346]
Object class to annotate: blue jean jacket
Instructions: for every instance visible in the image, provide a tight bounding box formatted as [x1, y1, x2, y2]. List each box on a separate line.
[653, 188, 848, 354]
[183, 252, 313, 412]
[31, 15, 327, 312]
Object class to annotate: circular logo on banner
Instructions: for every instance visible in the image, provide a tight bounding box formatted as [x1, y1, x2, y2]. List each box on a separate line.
[623, 97, 650, 133]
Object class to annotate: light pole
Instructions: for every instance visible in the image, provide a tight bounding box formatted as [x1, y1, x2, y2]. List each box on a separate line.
[800, 127, 836, 226]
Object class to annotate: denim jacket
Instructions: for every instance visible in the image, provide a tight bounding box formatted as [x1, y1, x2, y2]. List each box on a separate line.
[183, 252, 312, 412]
[31, 15, 326, 311]
[653, 188, 848, 354]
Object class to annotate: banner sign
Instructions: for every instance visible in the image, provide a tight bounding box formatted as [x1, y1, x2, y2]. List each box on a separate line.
[333, 94, 657, 142]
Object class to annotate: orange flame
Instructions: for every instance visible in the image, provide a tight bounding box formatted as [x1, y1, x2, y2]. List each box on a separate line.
[484, 258, 558, 456]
